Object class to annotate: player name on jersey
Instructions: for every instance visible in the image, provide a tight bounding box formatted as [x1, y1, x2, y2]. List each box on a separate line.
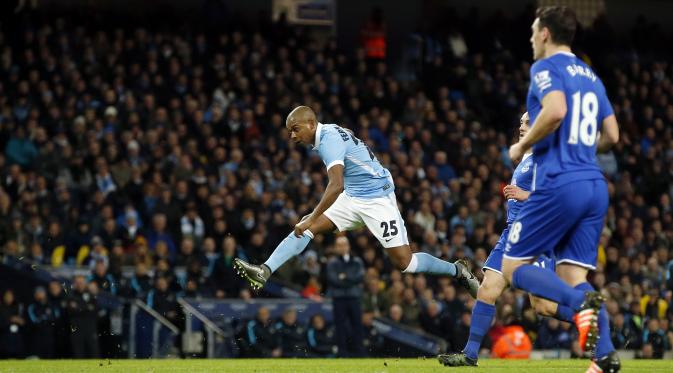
[566, 64, 597, 82]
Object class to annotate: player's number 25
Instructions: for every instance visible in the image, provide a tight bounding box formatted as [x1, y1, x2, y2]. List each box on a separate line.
[381, 220, 398, 238]
[568, 91, 598, 146]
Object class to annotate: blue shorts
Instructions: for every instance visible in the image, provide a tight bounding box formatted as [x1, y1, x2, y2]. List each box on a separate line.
[484, 226, 555, 273]
[503, 179, 608, 270]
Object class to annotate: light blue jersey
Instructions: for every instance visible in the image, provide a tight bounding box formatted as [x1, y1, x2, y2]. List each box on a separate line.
[314, 123, 394, 198]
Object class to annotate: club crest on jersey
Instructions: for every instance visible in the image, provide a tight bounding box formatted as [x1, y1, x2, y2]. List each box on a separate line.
[521, 163, 530, 173]
[534, 70, 552, 91]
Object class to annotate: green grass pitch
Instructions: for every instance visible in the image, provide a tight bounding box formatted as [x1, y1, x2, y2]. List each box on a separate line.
[0, 359, 671, 373]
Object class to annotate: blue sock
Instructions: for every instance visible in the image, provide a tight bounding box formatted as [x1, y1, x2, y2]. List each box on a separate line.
[463, 301, 495, 360]
[555, 304, 575, 323]
[403, 252, 457, 276]
[511, 264, 586, 311]
[575, 282, 614, 358]
[263, 231, 314, 273]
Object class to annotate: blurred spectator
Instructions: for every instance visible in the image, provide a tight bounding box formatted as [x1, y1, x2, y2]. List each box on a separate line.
[491, 322, 533, 359]
[626, 301, 645, 349]
[361, 7, 386, 60]
[67, 275, 99, 358]
[128, 263, 153, 299]
[388, 305, 406, 327]
[641, 288, 668, 320]
[0, 289, 25, 358]
[610, 313, 640, 349]
[326, 236, 365, 357]
[451, 310, 473, 353]
[642, 319, 669, 358]
[147, 277, 180, 325]
[400, 288, 421, 328]
[86, 236, 109, 269]
[362, 276, 390, 317]
[148, 214, 177, 259]
[275, 308, 308, 357]
[87, 260, 118, 295]
[535, 319, 572, 350]
[240, 307, 281, 358]
[180, 203, 205, 246]
[419, 300, 453, 344]
[362, 312, 385, 355]
[48, 281, 69, 358]
[211, 236, 244, 298]
[176, 238, 198, 267]
[26, 287, 58, 358]
[307, 314, 336, 357]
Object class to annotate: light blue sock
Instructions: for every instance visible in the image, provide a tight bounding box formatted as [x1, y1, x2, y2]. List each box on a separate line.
[511, 264, 586, 311]
[575, 282, 614, 359]
[263, 230, 314, 273]
[463, 300, 496, 360]
[403, 252, 457, 277]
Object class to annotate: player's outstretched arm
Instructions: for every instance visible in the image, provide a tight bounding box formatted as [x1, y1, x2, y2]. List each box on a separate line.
[294, 164, 344, 236]
[596, 114, 619, 153]
[510, 91, 567, 161]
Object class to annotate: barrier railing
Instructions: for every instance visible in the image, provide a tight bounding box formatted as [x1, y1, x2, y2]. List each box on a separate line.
[128, 300, 179, 358]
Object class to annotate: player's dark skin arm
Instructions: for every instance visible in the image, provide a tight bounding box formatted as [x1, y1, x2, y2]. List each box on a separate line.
[596, 115, 619, 153]
[294, 164, 344, 236]
[510, 91, 567, 161]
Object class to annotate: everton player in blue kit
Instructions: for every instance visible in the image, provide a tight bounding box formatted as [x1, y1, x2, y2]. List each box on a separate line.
[234, 106, 479, 297]
[439, 113, 565, 367]
[503, 7, 620, 373]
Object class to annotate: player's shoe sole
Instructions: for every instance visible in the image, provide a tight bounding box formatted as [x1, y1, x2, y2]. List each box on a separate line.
[437, 352, 478, 367]
[233, 258, 268, 290]
[587, 351, 621, 373]
[574, 291, 604, 353]
[455, 259, 479, 299]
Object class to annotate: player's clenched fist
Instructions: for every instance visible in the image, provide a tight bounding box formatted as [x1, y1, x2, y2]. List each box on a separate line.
[294, 215, 314, 237]
[503, 185, 531, 201]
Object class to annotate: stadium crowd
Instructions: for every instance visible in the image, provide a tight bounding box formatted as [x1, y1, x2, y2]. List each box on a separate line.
[1, 5, 673, 359]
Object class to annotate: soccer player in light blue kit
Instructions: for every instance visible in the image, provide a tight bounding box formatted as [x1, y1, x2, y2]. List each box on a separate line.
[235, 106, 479, 297]
[502, 7, 620, 373]
[439, 112, 564, 367]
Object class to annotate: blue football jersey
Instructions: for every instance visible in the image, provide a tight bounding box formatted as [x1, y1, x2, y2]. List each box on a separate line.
[314, 123, 394, 198]
[527, 52, 613, 190]
[506, 153, 534, 224]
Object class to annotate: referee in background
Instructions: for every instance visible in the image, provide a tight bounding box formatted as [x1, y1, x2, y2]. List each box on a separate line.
[326, 235, 365, 357]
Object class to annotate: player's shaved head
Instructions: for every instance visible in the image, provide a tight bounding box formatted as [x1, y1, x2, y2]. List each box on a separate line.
[286, 105, 319, 146]
[286, 105, 316, 127]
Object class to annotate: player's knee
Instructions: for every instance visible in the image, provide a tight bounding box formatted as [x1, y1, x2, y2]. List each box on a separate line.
[389, 249, 412, 271]
[477, 282, 498, 304]
[477, 272, 506, 304]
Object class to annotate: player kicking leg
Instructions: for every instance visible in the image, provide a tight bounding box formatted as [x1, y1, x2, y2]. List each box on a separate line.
[234, 106, 479, 297]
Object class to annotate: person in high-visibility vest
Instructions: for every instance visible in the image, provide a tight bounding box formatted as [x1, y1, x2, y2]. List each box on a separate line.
[360, 8, 386, 60]
[491, 324, 532, 359]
